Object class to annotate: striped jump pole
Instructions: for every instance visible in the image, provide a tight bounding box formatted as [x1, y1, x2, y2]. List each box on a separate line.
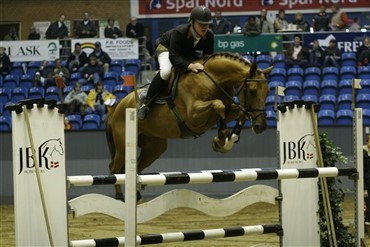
[67, 167, 357, 187]
[69, 224, 283, 247]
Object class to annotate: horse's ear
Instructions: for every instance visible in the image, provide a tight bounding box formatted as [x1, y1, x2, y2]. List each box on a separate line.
[250, 62, 258, 78]
[262, 65, 274, 75]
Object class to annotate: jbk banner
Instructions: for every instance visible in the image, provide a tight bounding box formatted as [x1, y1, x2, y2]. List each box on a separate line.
[12, 105, 68, 246]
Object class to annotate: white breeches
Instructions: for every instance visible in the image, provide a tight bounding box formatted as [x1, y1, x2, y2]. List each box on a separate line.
[158, 51, 172, 80]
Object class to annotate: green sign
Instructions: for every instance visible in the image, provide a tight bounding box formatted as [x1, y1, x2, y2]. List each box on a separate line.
[214, 34, 282, 53]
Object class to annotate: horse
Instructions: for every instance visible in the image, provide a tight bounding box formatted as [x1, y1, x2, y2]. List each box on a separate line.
[105, 52, 273, 200]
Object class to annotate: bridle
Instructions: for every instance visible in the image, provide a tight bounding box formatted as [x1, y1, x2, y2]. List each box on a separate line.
[201, 69, 268, 123]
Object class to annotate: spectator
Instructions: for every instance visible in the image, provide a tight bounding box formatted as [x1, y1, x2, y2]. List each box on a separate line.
[363, 135, 370, 227]
[126, 16, 144, 39]
[0, 46, 11, 76]
[64, 117, 73, 130]
[291, 12, 310, 32]
[285, 35, 308, 68]
[89, 41, 111, 73]
[28, 26, 41, 40]
[274, 9, 288, 32]
[75, 12, 98, 38]
[47, 58, 70, 87]
[313, 5, 331, 32]
[3, 26, 19, 41]
[322, 39, 341, 68]
[308, 40, 324, 68]
[256, 9, 274, 33]
[348, 17, 361, 31]
[85, 81, 116, 116]
[242, 16, 261, 36]
[64, 82, 87, 115]
[210, 8, 231, 35]
[330, 4, 352, 31]
[357, 36, 370, 67]
[78, 55, 104, 85]
[104, 18, 123, 39]
[67, 42, 88, 72]
[45, 14, 69, 39]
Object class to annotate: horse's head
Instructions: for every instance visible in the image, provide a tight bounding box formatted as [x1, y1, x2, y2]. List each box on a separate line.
[238, 62, 272, 134]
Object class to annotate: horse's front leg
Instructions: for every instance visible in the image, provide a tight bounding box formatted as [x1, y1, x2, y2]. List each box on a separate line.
[191, 99, 226, 120]
[212, 118, 230, 153]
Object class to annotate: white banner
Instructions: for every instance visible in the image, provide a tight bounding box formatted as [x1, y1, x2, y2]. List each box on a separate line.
[277, 105, 320, 246]
[72, 38, 139, 59]
[33, 21, 50, 40]
[0, 40, 60, 62]
[12, 105, 68, 246]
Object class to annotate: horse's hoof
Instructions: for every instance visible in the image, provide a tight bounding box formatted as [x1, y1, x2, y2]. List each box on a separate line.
[115, 192, 124, 201]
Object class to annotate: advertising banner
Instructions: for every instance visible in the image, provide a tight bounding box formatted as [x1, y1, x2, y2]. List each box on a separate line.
[132, 0, 368, 17]
[71, 38, 139, 59]
[0, 40, 60, 62]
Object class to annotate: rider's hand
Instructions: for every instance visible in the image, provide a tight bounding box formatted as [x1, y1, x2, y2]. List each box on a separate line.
[188, 63, 204, 73]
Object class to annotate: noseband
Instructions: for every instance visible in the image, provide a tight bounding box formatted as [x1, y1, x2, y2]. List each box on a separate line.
[202, 70, 267, 123]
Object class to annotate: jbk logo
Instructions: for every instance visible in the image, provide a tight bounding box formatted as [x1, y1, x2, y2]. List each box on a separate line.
[282, 134, 315, 165]
[18, 138, 64, 175]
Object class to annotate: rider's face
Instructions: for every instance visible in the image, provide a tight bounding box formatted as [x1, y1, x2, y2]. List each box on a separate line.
[193, 21, 209, 38]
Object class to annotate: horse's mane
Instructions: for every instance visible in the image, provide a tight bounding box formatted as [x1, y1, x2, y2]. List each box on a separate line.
[203, 52, 252, 66]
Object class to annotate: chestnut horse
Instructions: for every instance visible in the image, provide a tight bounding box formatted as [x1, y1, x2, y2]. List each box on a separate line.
[106, 52, 272, 200]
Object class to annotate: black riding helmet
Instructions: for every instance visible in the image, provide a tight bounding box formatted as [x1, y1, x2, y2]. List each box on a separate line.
[189, 6, 212, 24]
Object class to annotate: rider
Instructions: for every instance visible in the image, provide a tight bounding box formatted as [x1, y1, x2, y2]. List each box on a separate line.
[138, 6, 214, 119]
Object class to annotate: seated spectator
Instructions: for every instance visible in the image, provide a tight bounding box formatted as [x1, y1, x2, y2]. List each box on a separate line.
[78, 55, 104, 85]
[330, 4, 352, 31]
[349, 17, 361, 31]
[313, 5, 330, 32]
[28, 26, 41, 40]
[291, 12, 310, 32]
[64, 82, 87, 115]
[67, 42, 88, 72]
[308, 40, 324, 67]
[85, 82, 116, 116]
[242, 16, 261, 36]
[323, 39, 341, 68]
[75, 12, 97, 38]
[104, 18, 123, 39]
[33, 60, 53, 88]
[45, 14, 69, 39]
[285, 35, 308, 68]
[47, 58, 70, 87]
[89, 41, 111, 73]
[256, 9, 274, 33]
[274, 9, 288, 32]
[3, 26, 19, 41]
[0, 46, 11, 76]
[210, 8, 232, 35]
[357, 36, 370, 66]
[64, 117, 73, 130]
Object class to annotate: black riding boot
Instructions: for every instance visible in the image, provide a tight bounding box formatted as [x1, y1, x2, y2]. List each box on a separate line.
[138, 72, 166, 120]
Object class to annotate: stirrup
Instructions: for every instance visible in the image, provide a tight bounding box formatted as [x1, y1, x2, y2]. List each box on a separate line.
[138, 103, 149, 120]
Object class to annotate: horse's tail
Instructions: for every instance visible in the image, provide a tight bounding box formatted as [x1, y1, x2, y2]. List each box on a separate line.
[105, 104, 119, 160]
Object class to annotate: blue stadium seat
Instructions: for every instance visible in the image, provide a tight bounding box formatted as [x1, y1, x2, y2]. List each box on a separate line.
[337, 94, 352, 110]
[101, 114, 107, 129]
[356, 94, 370, 110]
[242, 54, 254, 63]
[318, 110, 335, 126]
[341, 52, 356, 67]
[11, 87, 28, 103]
[69, 72, 82, 86]
[268, 81, 284, 96]
[359, 79, 370, 94]
[340, 66, 356, 80]
[28, 87, 45, 99]
[265, 95, 282, 111]
[113, 85, 128, 101]
[336, 109, 352, 125]
[266, 110, 276, 127]
[339, 79, 352, 95]
[269, 68, 286, 83]
[0, 87, 12, 104]
[3, 101, 15, 116]
[272, 54, 285, 68]
[0, 115, 12, 131]
[287, 67, 304, 82]
[10, 62, 26, 77]
[305, 67, 321, 82]
[63, 85, 73, 99]
[256, 55, 271, 69]
[283, 95, 300, 102]
[3, 74, 19, 89]
[104, 84, 113, 93]
[319, 94, 336, 111]
[27, 61, 42, 77]
[110, 59, 124, 74]
[45, 86, 60, 101]
[103, 72, 119, 87]
[303, 80, 319, 97]
[81, 84, 93, 94]
[82, 114, 101, 129]
[358, 66, 370, 80]
[301, 95, 318, 103]
[19, 74, 34, 89]
[321, 79, 337, 96]
[67, 114, 82, 129]
[363, 109, 370, 126]
[285, 80, 302, 97]
[124, 59, 141, 76]
[322, 67, 339, 81]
